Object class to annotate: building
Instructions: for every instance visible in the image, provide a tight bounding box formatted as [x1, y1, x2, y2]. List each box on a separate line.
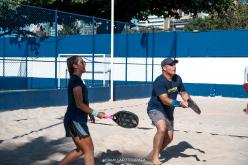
[136, 12, 208, 31]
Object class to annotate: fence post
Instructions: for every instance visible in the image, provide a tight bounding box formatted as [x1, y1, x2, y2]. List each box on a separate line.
[25, 37, 29, 88]
[55, 9, 58, 89]
[145, 32, 148, 83]
[92, 16, 95, 86]
[2, 36, 5, 77]
[152, 26, 155, 82]
[173, 31, 177, 59]
[125, 23, 128, 84]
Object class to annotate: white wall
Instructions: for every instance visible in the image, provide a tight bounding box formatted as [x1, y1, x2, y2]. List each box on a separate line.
[112, 57, 248, 85]
[2, 57, 247, 86]
[176, 58, 248, 85]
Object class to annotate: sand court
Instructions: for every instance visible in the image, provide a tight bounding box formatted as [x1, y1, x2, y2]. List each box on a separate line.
[0, 96, 248, 165]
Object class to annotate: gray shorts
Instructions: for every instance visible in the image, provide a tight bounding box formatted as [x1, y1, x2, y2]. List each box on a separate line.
[148, 110, 174, 130]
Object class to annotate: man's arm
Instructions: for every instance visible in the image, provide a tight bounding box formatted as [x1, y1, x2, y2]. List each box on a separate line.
[159, 93, 172, 106]
[159, 93, 188, 108]
[180, 91, 190, 102]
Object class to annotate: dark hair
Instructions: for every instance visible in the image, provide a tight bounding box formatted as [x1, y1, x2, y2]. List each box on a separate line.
[67, 55, 79, 76]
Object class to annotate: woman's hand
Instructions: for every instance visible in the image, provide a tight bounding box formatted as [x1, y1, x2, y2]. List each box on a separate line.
[89, 114, 95, 123]
[97, 112, 106, 119]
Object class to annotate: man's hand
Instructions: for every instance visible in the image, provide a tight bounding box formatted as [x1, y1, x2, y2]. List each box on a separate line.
[180, 100, 188, 108]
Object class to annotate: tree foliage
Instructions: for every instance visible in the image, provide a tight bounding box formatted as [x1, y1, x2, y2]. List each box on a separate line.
[1, 0, 245, 54]
[185, 1, 248, 31]
[2, 0, 247, 36]
[12, 0, 235, 22]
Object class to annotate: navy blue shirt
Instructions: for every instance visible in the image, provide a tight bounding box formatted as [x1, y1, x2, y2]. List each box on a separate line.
[147, 74, 186, 121]
[64, 75, 89, 123]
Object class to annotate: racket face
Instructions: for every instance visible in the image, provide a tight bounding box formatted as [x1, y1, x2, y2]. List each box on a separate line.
[188, 99, 201, 115]
[112, 111, 139, 128]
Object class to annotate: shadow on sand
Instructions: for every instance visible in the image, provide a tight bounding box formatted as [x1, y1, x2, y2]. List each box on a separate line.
[94, 149, 150, 165]
[160, 141, 206, 163]
[0, 137, 150, 165]
[0, 136, 71, 165]
[0, 136, 205, 165]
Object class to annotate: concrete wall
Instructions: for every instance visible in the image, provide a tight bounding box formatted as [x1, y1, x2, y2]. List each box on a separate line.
[0, 84, 153, 111]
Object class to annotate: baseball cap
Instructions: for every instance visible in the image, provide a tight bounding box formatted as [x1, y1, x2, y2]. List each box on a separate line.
[161, 58, 178, 67]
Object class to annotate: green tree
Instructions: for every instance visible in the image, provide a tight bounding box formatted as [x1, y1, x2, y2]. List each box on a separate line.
[185, 1, 248, 31]
[13, 0, 234, 22]
[2, 0, 243, 36]
[9, 0, 236, 33]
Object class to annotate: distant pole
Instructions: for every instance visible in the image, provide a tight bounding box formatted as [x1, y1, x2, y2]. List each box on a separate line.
[55, 9, 58, 89]
[110, 0, 114, 101]
[92, 16, 95, 86]
[152, 26, 154, 82]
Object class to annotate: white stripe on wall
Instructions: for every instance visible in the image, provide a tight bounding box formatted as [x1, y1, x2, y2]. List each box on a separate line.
[2, 57, 247, 85]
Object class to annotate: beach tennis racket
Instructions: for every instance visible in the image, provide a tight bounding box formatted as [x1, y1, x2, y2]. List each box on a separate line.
[105, 110, 139, 128]
[188, 99, 201, 115]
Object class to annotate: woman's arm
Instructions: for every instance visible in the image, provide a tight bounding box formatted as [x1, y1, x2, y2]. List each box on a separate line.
[73, 86, 105, 118]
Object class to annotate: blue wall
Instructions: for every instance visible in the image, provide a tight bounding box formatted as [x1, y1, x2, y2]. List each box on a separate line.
[0, 85, 152, 111]
[0, 83, 247, 111]
[184, 83, 248, 98]
[176, 30, 248, 57]
[0, 77, 58, 90]
[1, 30, 248, 58]
[1, 77, 247, 98]
[0, 87, 110, 111]
[0, 30, 248, 109]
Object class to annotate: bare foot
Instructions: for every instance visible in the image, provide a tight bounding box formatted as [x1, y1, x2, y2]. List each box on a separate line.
[152, 159, 162, 165]
[145, 151, 153, 161]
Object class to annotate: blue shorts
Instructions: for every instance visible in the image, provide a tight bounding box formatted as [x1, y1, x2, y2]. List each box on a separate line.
[64, 119, 90, 137]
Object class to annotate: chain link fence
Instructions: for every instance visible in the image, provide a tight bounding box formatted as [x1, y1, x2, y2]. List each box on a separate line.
[0, 1, 157, 90]
[1, 0, 247, 90]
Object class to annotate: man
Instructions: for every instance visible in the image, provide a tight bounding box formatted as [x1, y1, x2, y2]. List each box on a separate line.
[243, 66, 248, 114]
[147, 58, 190, 164]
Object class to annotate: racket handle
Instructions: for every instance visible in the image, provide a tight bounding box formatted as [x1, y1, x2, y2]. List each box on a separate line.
[105, 114, 113, 119]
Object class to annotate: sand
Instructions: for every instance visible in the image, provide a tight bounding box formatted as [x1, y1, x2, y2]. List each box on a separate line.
[0, 96, 248, 165]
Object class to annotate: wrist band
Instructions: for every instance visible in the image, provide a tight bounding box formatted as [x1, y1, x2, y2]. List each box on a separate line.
[91, 109, 99, 117]
[172, 100, 180, 107]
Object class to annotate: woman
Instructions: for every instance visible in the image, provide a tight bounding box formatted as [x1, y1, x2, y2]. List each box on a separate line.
[243, 66, 248, 114]
[59, 55, 105, 165]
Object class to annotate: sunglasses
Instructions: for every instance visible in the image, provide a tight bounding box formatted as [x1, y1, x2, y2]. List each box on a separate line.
[80, 60, 86, 65]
